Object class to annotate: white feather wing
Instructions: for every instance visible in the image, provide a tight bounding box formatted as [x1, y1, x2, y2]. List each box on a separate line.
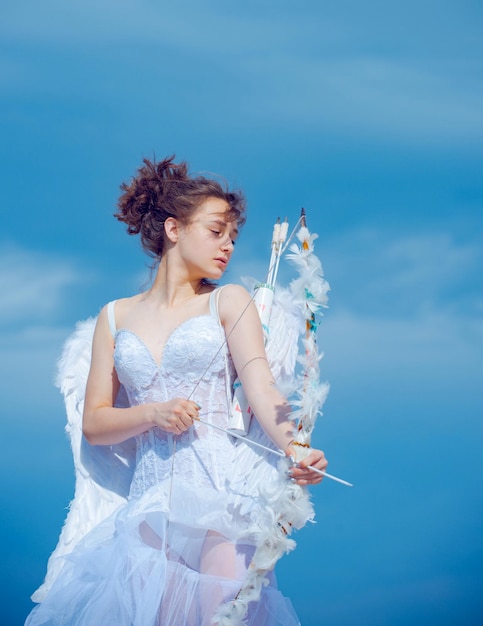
[32, 318, 135, 602]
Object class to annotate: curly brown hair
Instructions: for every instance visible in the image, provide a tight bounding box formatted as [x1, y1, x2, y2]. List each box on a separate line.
[115, 156, 246, 258]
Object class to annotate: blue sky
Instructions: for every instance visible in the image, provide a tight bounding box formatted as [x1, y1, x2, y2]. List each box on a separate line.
[1, 1, 482, 624]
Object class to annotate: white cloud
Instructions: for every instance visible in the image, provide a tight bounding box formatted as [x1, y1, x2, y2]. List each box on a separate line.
[0, 242, 146, 419]
[233, 53, 483, 143]
[0, 244, 82, 324]
[0, 325, 70, 415]
[1, 1, 481, 143]
[0, 244, 84, 415]
[320, 229, 482, 318]
[1, 0, 229, 47]
[321, 308, 483, 382]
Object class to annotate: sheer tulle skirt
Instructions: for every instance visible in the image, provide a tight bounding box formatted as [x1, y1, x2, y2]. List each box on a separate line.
[26, 480, 300, 626]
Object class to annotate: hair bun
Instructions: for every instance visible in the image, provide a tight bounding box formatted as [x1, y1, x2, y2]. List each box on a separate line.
[114, 155, 245, 258]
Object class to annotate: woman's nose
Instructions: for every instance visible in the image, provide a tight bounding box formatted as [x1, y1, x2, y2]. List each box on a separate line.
[221, 237, 234, 252]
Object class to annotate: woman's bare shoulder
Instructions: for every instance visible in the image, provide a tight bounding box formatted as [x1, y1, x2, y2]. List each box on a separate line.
[97, 293, 146, 329]
[218, 283, 253, 321]
[219, 283, 251, 303]
[106, 293, 144, 313]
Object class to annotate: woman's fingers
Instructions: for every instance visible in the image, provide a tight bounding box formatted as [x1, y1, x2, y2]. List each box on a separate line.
[301, 449, 328, 471]
[286, 447, 328, 485]
[175, 400, 200, 430]
[154, 398, 200, 433]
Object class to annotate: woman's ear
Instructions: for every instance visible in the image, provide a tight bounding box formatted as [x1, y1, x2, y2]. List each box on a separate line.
[164, 217, 179, 243]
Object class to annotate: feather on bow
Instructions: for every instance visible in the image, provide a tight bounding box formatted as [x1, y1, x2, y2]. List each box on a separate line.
[213, 213, 331, 625]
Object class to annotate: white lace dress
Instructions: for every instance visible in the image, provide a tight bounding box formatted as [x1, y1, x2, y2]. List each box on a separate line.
[25, 290, 300, 626]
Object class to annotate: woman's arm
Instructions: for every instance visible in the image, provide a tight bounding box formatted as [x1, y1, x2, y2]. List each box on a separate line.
[82, 305, 198, 445]
[219, 285, 328, 484]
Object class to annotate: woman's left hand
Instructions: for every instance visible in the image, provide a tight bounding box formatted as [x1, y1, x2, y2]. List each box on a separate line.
[285, 446, 328, 486]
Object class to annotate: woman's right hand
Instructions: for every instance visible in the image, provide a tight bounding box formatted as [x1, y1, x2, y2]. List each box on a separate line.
[149, 398, 200, 434]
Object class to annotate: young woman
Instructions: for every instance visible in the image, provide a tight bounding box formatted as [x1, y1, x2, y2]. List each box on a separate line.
[26, 156, 328, 626]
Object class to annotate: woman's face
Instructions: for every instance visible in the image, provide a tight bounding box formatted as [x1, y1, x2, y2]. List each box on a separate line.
[177, 197, 239, 280]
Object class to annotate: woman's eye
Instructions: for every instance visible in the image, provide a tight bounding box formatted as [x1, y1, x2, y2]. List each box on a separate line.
[211, 230, 221, 236]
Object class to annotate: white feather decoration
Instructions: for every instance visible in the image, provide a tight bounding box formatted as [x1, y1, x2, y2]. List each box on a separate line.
[213, 220, 331, 625]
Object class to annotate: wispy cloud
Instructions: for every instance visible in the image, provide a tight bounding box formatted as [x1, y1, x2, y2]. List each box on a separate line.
[0, 244, 81, 324]
[0, 325, 70, 414]
[322, 308, 483, 386]
[250, 56, 483, 142]
[2, 1, 481, 144]
[321, 229, 483, 319]
[0, 242, 148, 416]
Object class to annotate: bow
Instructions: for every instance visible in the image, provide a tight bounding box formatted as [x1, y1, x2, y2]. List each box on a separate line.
[212, 209, 348, 625]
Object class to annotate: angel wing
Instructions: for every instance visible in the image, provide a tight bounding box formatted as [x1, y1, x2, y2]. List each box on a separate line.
[31, 317, 136, 602]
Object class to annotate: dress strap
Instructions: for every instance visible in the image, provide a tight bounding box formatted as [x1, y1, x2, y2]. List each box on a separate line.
[210, 286, 234, 411]
[209, 286, 225, 328]
[106, 300, 117, 339]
